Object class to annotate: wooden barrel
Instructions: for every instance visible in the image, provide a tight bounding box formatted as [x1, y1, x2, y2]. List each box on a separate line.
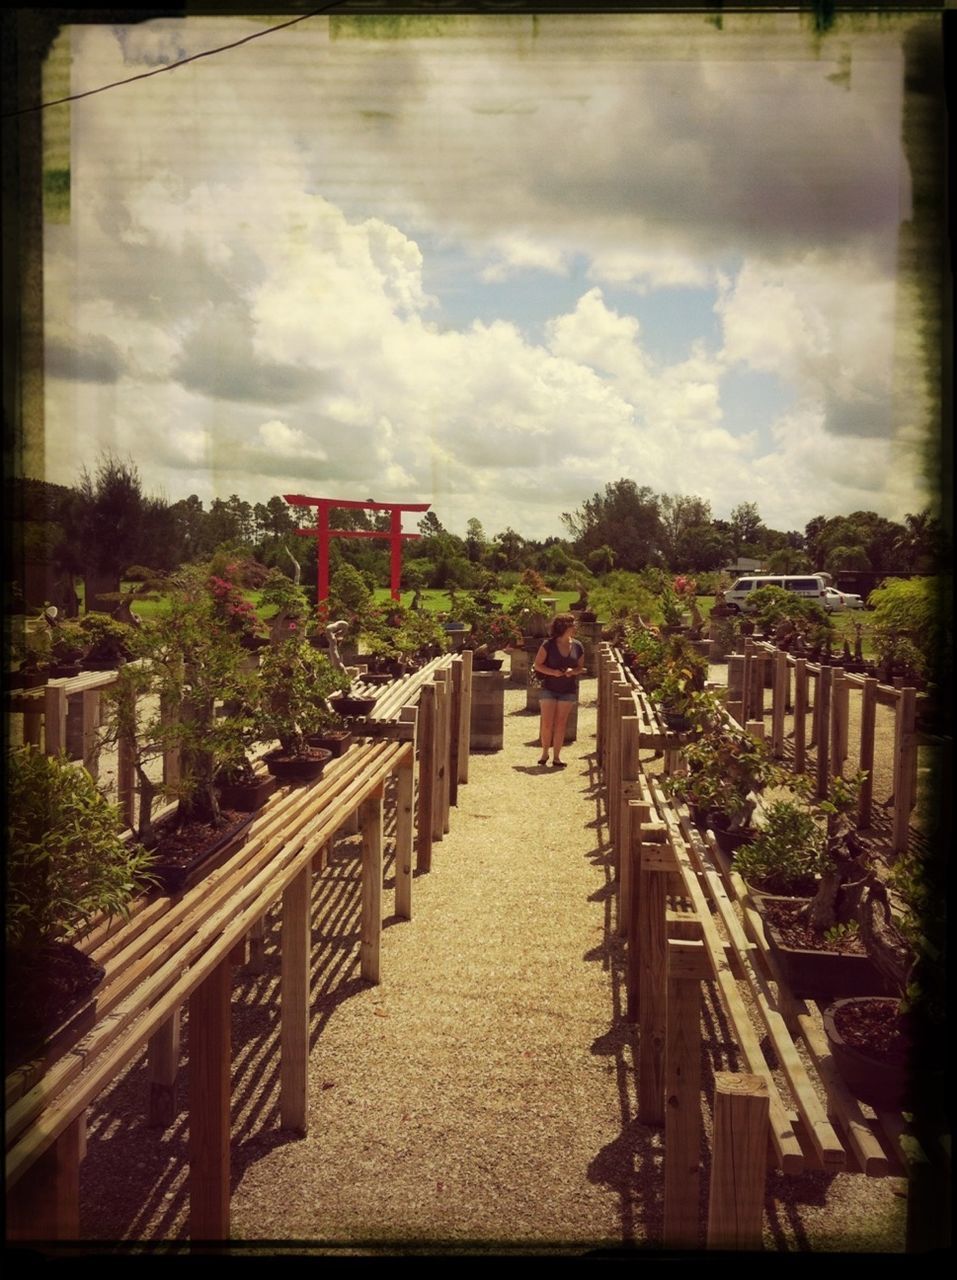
[525, 681, 578, 743]
[469, 670, 505, 751]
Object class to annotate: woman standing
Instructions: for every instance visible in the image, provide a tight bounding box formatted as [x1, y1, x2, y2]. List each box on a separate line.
[533, 613, 586, 768]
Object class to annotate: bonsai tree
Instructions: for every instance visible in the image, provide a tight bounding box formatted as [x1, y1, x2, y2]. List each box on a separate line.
[257, 628, 351, 758]
[666, 723, 788, 832]
[7, 747, 156, 955]
[98, 562, 262, 841]
[76, 611, 137, 665]
[802, 772, 871, 934]
[734, 795, 823, 897]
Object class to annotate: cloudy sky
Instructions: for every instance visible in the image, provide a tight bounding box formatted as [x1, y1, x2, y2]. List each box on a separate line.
[38, 9, 938, 540]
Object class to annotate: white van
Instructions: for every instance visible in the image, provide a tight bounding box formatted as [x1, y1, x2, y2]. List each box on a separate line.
[724, 574, 831, 612]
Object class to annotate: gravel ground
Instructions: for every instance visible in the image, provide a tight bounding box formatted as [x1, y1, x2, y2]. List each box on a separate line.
[75, 673, 908, 1255]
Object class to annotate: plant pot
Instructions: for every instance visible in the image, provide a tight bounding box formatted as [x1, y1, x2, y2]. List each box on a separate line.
[149, 810, 258, 893]
[81, 656, 124, 671]
[822, 997, 910, 1110]
[708, 817, 755, 856]
[361, 671, 394, 686]
[332, 694, 379, 718]
[264, 746, 333, 784]
[661, 710, 692, 732]
[50, 662, 83, 679]
[6, 669, 49, 690]
[216, 775, 278, 812]
[306, 730, 353, 758]
[762, 906, 890, 1000]
[5, 941, 106, 1068]
[472, 656, 504, 672]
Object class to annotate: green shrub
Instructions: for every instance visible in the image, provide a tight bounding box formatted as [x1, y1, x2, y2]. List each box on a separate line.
[734, 801, 824, 895]
[7, 747, 156, 951]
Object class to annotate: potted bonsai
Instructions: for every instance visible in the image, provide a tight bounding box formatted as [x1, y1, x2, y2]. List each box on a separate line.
[257, 620, 351, 782]
[97, 562, 264, 889]
[752, 774, 888, 1000]
[6, 746, 156, 1064]
[76, 610, 137, 669]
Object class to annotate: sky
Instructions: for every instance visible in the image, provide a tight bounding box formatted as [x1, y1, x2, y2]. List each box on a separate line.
[35, 8, 940, 542]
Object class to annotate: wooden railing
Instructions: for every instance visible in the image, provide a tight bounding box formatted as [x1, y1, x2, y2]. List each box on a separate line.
[596, 643, 946, 1251]
[5, 655, 474, 1243]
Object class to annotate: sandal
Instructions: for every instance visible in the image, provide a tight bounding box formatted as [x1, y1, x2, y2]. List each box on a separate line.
[537, 755, 549, 766]
[551, 760, 567, 769]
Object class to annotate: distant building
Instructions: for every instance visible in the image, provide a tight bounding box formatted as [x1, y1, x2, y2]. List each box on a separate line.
[723, 558, 764, 575]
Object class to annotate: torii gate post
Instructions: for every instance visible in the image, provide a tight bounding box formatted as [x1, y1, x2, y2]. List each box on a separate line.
[284, 495, 431, 611]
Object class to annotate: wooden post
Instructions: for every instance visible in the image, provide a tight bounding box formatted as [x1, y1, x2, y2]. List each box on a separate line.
[749, 653, 765, 722]
[160, 689, 181, 791]
[6, 1113, 83, 1241]
[617, 710, 640, 903]
[830, 667, 846, 778]
[638, 823, 670, 1124]
[23, 702, 44, 746]
[458, 648, 472, 784]
[664, 939, 708, 1251]
[248, 915, 267, 974]
[609, 681, 629, 870]
[771, 650, 787, 758]
[415, 682, 436, 873]
[360, 790, 384, 983]
[43, 683, 67, 756]
[81, 688, 101, 778]
[793, 658, 808, 775]
[439, 668, 452, 834]
[707, 1073, 770, 1251]
[740, 646, 751, 725]
[745, 719, 765, 743]
[449, 659, 462, 808]
[189, 955, 232, 1241]
[431, 671, 449, 840]
[892, 687, 918, 853]
[815, 665, 832, 799]
[857, 677, 877, 827]
[626, 806, 644, 1022]
[394, 747, 415, 922]
[280, 862, 312, 1134]
[148, 1009, 182, 1129]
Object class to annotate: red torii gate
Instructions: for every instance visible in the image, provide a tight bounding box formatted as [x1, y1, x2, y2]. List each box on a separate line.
[284, 495, 431, 609]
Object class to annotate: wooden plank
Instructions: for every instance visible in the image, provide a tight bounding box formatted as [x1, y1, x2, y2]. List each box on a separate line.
[793, 658, 808, 774]
[620, 797, 651, 940]
[617, 716, 642, 933]
[707, 1073, 770, 1250]
[638, 824, 669, 1124]
[859, 675, 875, 824]
[457, 650, 472, 784]
[280, 863, 312, 1134]
[360, 792, 384, 984]
[43, 683, 68, 757]
[248, 915, 267, 975]
[448, 658, 462, 807]
[188, 956, 232, 1241]
[815, 665, 832, 798]
[148, 1009, 181, 1129]
[81, 689, 101, 778]
[433, 669, 450, 839]
[394, 730, 415, 923]
[664, 940, 704, 1250]
[771, 649, 788, 758]
[415, 683, 436, 873]
[892, 687, 918, 853]
[6, 1112, 83, 1241]
[830, 667, 846, 778]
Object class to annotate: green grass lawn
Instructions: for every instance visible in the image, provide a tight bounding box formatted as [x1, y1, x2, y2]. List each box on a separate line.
[372, 588, 580, 614]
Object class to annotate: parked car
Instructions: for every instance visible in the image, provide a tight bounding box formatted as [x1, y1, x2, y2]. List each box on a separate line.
[823, 587, 847, 613]
[838, 589, 865, 610]
[725, 574, 829, 613]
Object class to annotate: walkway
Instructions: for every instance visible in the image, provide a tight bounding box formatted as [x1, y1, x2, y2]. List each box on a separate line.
[76, 678, 904, 1253]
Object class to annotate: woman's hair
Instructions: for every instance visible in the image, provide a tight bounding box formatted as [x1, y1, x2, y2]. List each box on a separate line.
[550, 612, 577, 639]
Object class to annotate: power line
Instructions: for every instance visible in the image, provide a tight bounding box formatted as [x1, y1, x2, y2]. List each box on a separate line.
[3, 4, 347, 119]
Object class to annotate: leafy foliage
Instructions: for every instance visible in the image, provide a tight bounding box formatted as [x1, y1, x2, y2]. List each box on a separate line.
[734, 800, 824, 895]
[7, 748, 156, 950]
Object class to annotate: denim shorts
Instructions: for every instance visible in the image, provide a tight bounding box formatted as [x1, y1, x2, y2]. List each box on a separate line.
[539, 689, 578, 704]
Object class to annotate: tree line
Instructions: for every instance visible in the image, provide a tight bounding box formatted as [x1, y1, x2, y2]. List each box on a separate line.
[7, 459, 948, 615]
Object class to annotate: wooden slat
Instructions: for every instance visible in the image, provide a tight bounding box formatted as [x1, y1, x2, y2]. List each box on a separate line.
[359, 791, 384, 984]
[280, 863, 312, 1134]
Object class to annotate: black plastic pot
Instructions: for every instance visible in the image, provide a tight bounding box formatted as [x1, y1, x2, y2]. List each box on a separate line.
[822, 997, 910, 1110]
[764, 919, 890, 1000]
[263, 747, 333, 784]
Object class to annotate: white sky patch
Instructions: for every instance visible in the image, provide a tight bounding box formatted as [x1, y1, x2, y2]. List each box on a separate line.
[588, 248, 712, 293]
[257, 420, 313, 457]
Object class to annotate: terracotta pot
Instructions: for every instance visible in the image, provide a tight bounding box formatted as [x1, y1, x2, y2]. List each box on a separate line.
[264, 746, 333, 784]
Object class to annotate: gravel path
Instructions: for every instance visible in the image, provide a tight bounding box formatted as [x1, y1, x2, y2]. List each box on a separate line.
[77, 676, 906, 1253]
